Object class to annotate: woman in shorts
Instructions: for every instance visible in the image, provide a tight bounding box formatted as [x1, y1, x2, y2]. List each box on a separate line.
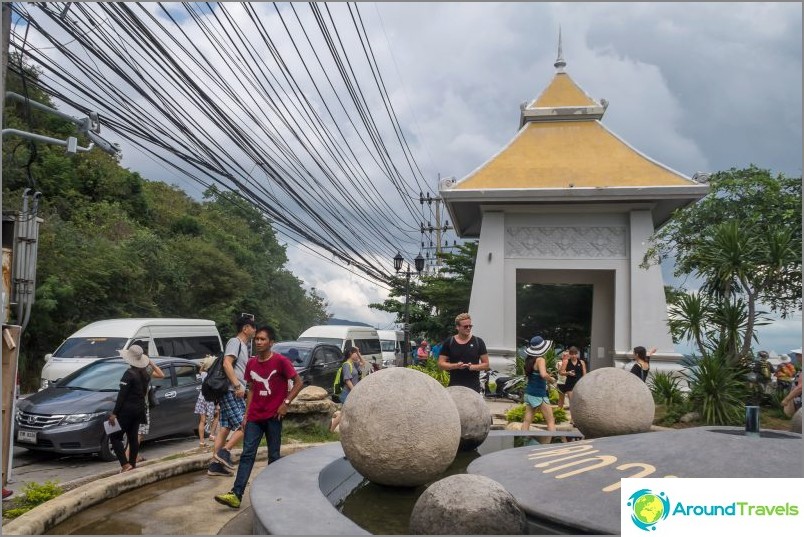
[521, 335, 556, 438]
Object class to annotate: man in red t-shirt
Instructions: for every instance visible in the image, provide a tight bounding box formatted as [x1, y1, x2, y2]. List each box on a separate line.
[214, 325, 303, 509]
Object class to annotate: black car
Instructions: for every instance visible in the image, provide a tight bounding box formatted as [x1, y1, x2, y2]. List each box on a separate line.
[15, 356, 201, 461]
[272, 340, 344, 394]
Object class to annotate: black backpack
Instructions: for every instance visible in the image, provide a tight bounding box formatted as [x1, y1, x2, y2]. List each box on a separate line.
[202, 343, 241, 402]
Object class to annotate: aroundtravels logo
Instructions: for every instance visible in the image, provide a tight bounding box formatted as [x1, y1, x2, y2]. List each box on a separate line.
[626, 489, 670, 531]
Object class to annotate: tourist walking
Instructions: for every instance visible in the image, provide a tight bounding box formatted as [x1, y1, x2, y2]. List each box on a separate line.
[330, 347, 364, 431]
[416, 340, 430, 367]
[195, 355, 218, 448]
[208, 315, 256, 477]
[437, 313, 490, 392]
[108, 345, 152, 473]
[521, 336, 556, 440]
[629, 346, 656, 382]
[555, 350, 570, 409]
[124, 355, 164, 463]
[339, 347, 363, 403]
[214, 325, 303, 509]
[557, 346, 586, 409]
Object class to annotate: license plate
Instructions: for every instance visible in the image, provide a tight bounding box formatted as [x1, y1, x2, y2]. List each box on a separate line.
[17, 430, 37, 444]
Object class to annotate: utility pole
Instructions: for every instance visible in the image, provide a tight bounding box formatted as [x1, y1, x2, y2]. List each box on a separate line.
[419, 182, 456, 272]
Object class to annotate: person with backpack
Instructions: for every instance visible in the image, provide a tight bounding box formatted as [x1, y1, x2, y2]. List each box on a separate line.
[330, 347, 364, 432]
[214, 325, 303, 509]
[437, 313, 490, 392]
[338, 347, 364, 403]
[208, 315, 256, 477]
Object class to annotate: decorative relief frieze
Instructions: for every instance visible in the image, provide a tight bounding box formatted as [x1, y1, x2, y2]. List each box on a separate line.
[505, 226, 627, 258]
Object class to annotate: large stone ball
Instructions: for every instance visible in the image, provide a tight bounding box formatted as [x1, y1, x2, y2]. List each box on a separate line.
[409, 474, 526, 535]
[446, 385, 492, 450]
[340, 368, 461, 487]
[571, 367, 654, 438]
[791, 408, 802, 434]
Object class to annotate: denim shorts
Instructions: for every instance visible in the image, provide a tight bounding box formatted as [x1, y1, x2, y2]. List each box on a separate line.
[525, 394, 551, 408]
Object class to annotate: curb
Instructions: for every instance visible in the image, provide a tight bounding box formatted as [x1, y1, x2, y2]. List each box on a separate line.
[2, 443, 323, 535]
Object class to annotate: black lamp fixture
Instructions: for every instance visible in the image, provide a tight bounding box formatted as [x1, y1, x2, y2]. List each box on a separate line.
[394, 251, 425, 366]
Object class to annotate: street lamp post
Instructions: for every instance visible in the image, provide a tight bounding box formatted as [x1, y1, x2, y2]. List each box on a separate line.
[394, 252, 425, 367]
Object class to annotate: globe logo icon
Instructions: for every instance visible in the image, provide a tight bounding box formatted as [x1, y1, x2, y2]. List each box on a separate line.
[627, 489, 670, 531]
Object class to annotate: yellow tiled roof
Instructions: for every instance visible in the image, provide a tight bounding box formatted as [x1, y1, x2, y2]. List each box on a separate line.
[529, 73, 598, 108]
[456, 121, 692, 189]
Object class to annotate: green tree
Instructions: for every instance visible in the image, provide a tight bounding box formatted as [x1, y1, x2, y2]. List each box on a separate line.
[645, 165, 801, 361]
[3, 59, 329, 390]
[370, 242, 477, 342]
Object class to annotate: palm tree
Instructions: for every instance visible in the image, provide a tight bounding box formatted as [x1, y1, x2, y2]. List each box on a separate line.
[668, 291, 711, 358]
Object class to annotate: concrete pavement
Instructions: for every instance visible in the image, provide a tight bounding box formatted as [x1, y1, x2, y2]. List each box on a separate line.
[2, 398, 544, 535]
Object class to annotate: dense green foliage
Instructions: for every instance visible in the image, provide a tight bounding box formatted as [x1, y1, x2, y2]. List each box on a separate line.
[647, 371, 685, 407]
[505, 403, 568, 425]
[646, 166, 801, 360]
[406, 359, 449, 387]
[370, 242, 476, 343]
[1, 480, 63, 519]
[3, 62, 328, 390]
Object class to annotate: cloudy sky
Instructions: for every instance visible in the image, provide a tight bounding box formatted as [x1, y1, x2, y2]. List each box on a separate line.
[14, 2, 802, 353]
[281, 2, 802, 354]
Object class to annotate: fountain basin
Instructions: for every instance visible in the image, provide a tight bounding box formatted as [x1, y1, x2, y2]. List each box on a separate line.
[251, 427, 801, 535]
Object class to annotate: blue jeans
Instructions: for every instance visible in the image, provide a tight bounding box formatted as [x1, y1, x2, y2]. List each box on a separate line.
[232, 418, 282, 498]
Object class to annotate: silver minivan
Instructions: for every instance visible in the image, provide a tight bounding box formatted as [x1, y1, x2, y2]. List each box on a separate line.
[39, 318, 223, 389]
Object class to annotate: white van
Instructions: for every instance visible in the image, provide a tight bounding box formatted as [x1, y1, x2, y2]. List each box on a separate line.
[377, 329, 405, 368]
[297, 325, 383, 373]
[40, 318, 223, 389]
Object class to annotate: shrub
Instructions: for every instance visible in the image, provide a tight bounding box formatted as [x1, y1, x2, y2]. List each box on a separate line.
[505, 404, 568, 424]
[2, 481, 63, 519]
[684, 354, 747, 425]
[648, 371, 685, 406]
[407, 360, 449, 387]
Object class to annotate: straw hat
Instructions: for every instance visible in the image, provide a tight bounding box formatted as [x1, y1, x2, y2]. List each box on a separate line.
[119, 345, 149, 368]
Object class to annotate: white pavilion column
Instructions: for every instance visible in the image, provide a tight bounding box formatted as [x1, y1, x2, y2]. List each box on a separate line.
[468, 211, 510, 359]
[626, 210, 681, 368]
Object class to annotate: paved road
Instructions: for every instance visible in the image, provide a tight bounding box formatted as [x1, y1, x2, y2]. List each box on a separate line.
[7, 433, 207, 495]
[6, 398, 520, 497]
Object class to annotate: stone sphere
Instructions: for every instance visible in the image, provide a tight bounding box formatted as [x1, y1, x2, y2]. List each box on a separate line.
[446, 385, 492, 450]
[340, 368, 461, 486]
[571, 367, 654, 438]
[409, 474, 526, 535]
[791, 408, 802, 434]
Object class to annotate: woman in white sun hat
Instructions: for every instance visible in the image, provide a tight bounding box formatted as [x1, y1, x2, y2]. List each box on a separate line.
[107, 345, 152, 473]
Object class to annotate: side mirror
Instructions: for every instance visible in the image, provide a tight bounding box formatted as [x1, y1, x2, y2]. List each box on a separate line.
[45, 353, 53, 362]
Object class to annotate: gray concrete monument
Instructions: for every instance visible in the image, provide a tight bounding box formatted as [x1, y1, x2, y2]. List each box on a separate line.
[571, 367, 654, 438]
[409, 474, 527, 535]
[339, 368, 461, 487]
[446, 385, 492, 450]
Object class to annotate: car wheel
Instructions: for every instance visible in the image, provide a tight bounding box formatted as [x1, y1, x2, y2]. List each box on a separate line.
[99, 432, 127, 462]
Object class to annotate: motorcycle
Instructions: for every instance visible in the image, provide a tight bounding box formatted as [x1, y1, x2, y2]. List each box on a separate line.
[481, 369, 524, 402]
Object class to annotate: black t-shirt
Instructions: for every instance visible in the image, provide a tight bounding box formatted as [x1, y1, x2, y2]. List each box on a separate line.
[439, 336, 488, 392]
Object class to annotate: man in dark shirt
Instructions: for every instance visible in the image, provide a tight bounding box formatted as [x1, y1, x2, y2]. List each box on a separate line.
[437, 313, 490, 392]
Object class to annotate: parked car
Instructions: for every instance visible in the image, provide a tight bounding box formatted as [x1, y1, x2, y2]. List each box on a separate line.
[272, 340, 344, 394]
[16, 356, 202, 461]
[297, 325, 382, 375]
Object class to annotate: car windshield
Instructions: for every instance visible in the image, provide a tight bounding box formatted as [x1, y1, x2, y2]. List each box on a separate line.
[380, 340, 396, 352]
[59, 361, 129, 391]
[297, 336, 343, 348]
[273, 344, 312, 367]
[53, 337, 128, 359]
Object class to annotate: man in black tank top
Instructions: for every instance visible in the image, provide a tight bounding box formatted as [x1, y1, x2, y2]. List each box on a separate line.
[437, 313, 489, 392]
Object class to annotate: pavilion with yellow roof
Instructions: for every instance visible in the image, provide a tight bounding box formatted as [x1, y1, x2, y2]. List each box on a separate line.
[440, 40, 709, 373]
